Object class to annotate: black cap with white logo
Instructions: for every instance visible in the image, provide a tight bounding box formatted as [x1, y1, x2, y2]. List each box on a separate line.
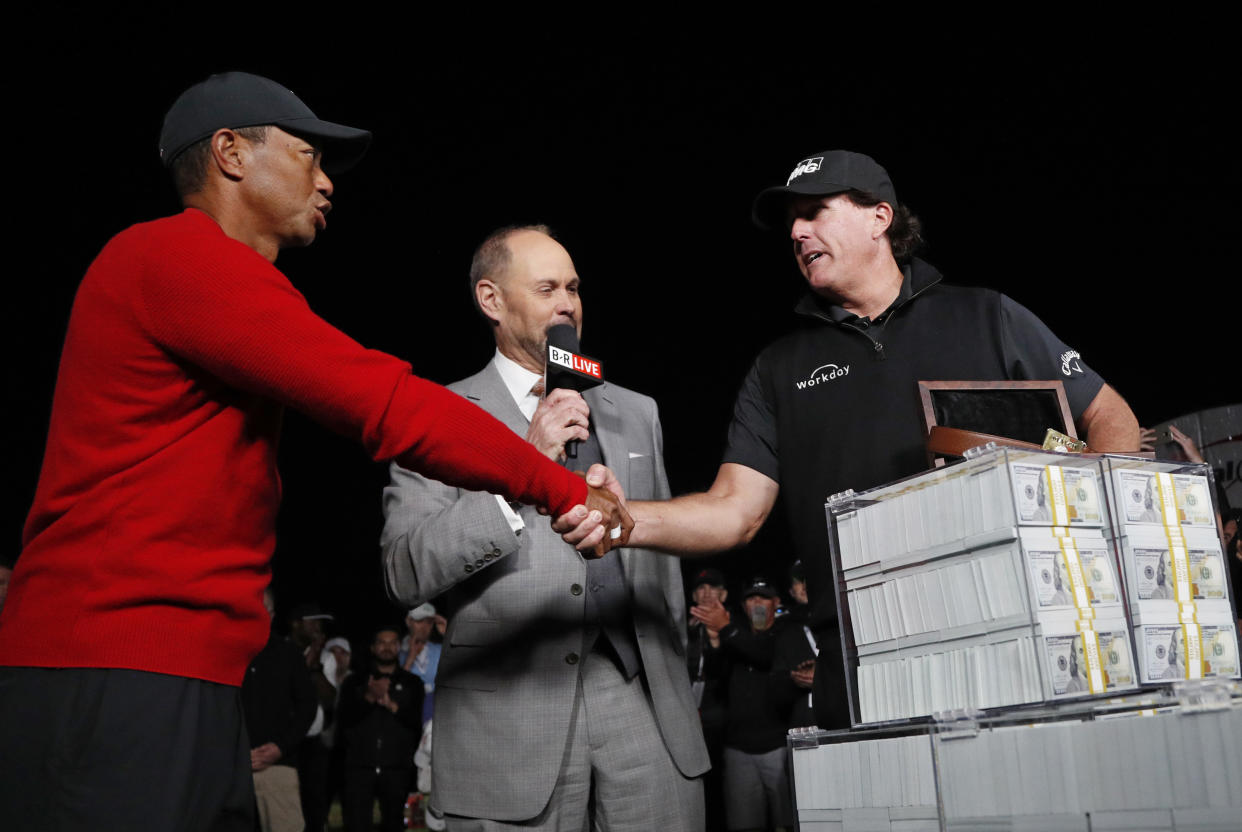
[742, 578, 780, 600]
[752, 149, 897, 230]
[159, 71, 372, 173]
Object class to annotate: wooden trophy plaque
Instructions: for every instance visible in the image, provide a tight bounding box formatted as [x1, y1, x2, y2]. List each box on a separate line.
[918, 380, 1077, 467]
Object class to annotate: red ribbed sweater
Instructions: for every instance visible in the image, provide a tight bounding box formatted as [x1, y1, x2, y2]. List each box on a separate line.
[0, 209, 586, 685]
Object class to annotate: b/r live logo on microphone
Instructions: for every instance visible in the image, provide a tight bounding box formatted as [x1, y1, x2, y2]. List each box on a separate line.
[548, 347, 602, 379]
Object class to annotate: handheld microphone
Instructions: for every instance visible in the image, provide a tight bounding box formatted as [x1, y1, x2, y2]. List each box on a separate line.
[544, 324, 603, 459]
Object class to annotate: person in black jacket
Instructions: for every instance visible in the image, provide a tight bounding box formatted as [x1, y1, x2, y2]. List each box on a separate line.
[769, 562, 817, 731]
[338, 626, 424, 832]
[241, 590, 319, 832]
[693, 578, 791, 832]
[687, 567, 732, 831]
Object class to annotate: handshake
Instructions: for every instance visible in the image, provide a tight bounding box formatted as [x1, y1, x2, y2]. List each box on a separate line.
[553, 465, 633, 558]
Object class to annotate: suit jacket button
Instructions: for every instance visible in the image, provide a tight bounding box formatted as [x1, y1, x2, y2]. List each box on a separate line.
[476, 558, 485, 567]
[565, 652, 579, 665]
[571, 583, 583, 596]
[483, 553, 493, 561]
[491, 547, 502, 556]
[464, 564, 474, 573]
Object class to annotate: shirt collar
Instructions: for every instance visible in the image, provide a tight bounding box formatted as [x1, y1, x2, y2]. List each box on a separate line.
[492, 349, 543, 409]
[794, 257, 941, 325]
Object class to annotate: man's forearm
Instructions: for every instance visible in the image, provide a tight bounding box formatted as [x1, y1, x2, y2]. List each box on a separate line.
[627, 463, 779, 554]
[1080, 384, 1140, 452]
[629, 495, 763, 553]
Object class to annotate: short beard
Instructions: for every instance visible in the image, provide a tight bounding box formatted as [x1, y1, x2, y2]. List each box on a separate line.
[517, 334, 548, 373]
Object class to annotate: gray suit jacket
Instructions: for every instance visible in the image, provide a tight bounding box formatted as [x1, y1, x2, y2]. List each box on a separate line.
[380, 363, 709, 820]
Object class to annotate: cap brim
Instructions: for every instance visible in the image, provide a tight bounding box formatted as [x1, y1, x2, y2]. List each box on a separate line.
[276, 117, 372, 173]
[751, 180, 853, 231]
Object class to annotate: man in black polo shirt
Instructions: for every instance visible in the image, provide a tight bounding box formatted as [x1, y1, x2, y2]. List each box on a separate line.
[559, 149, 1140, 728]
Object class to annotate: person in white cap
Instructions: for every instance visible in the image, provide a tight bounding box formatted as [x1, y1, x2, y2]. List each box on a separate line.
[400, 603, 442, 726]
[323, 636, 354, 689]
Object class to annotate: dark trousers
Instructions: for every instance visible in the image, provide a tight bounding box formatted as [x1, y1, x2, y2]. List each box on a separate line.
[0, 666, 254, 832]
[298, 735, 331, 831]
[700, 709, 728, 832]
[343, 765, 410, 832]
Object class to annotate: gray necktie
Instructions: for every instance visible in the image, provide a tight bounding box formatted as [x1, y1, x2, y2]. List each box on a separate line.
[562, 417, 640, 679]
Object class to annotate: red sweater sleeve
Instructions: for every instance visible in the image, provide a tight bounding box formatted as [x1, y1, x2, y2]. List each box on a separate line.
[133, 211, 587, 516]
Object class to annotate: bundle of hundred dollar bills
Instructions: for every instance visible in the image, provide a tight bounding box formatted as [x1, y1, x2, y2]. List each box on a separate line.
[832, 449, 1140, 725]
[790, 705, 1242, 830]
[1103, 464, 1239, 685]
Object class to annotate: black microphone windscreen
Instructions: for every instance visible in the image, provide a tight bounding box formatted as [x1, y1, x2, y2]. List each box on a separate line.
[546, 324, 579, 354]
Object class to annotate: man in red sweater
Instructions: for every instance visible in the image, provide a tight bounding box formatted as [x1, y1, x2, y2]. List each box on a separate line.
[0, 72, 627, 831]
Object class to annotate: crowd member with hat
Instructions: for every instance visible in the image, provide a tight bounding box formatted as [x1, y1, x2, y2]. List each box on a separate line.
[399, 602, 442, 726]
[324, 636, 354, 688]
[242, 590, 320, 832]
[687, 567, 732, 831]
[769, 562, 818, 732]
[561, 148, 1140, 733]
[287, 602, 339, 832]
[0, 70, 626, 830]
[692, 578, 791, 832]
[321, 635, 354, 829]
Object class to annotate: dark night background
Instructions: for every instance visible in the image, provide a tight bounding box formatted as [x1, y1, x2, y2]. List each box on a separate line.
[7, 24, 1238, 643]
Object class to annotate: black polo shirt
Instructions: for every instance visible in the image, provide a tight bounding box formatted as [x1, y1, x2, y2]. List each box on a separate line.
[723, 257, 1104, 627]
[722, 258, 1105, 726]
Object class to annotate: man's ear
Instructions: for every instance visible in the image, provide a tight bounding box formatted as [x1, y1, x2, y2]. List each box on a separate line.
[718, 589, 728, 604]
[476, 278, 504, 324]
[871, 202, 895, 239]
[208, 128, 250, 182]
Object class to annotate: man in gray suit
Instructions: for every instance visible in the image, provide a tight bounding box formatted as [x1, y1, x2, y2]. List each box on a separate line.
[381, 226, 709, 831]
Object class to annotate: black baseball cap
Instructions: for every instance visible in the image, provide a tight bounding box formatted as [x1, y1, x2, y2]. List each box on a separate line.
[752, 149, 897, 231]
[159, 72, 372, 173]
[289, 602, 334, 622]
[742, 579, 780, 600]
[691, 568, 726, 589]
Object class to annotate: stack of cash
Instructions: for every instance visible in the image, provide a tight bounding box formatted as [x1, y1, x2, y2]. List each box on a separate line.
[836, 458, 1106, 572]
[934, 704, 1242, 830]
[790, 734, 936, 818]
[791, 703, 1242, 831]
[1104, 465, 1240, 685]
[833, 450, 1140, 725]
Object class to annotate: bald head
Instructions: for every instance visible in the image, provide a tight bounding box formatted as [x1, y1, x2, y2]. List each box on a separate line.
[469, 225, 552, 302]
[471, 226, 582, 373]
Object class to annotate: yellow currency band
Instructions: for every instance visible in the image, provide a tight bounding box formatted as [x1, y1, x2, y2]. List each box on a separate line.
[1057, 537, 1094, 612]
[1158, 480, 1197, 606]
[1152, 472, 1202, 678]
[1182, 623, 1204, 680]
[1074, 619, 1106, 693]
[1154, 472, 1182, 529]
[1044, 465, 1071, 527]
